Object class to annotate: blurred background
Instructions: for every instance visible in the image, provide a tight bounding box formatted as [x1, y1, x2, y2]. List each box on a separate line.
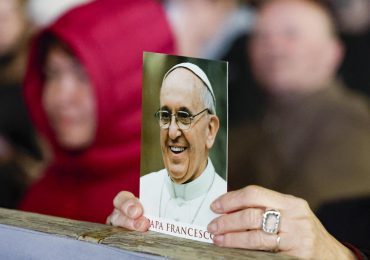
[1, 0, 370, 230]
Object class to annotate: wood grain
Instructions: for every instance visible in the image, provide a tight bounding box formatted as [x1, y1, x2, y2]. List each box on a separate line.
[0, 207, 295, 259]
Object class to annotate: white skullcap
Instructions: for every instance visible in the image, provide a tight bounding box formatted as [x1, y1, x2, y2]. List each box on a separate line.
[163, 62, 216, 103]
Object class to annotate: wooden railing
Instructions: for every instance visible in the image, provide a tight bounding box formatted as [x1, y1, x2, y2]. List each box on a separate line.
[0, 207, 294, 259]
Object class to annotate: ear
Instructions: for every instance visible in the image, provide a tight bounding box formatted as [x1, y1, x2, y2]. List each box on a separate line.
[206, 115, 220, 149]
[329, 38, 344, 72]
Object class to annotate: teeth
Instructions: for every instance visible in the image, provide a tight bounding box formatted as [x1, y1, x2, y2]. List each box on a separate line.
[170, 146, 185, 152]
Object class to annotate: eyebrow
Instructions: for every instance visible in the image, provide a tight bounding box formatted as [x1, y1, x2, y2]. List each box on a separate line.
[159, 106, 192, 114]
[179, 107, 191, 114]
[160, 105, 170, 111]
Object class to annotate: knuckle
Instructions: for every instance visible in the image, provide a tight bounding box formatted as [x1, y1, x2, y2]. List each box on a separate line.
[288, 196, 311, 215]
[251, 209, 263, 228]
[222, 233, 235, 247]
[246, 232, 262, 248]
[241, 185, 258, 200]
[113, 191, 131, 207]
[116, 215, 134, 230]
[113, 192, 123, 207]
[216, 216, 226, 231]
[259, 233, 271, 250]
[241, 210, 258, 228]
[296, 198, 311, 216]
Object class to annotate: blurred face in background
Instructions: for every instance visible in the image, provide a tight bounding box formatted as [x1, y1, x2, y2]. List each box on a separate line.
[0, 0, 27, 56]
[326, 0, 370, 34]
[249, 0, 343, 96]
[42, 46, 96, 150]
[166, 0, 240, 56]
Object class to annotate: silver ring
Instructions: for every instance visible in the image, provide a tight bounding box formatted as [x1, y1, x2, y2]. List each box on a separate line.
[273, 235, 281, 253]
[262, 209, 281, 234]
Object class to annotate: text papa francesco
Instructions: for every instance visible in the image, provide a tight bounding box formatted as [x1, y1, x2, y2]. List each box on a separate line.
[149, 219, 214, 240]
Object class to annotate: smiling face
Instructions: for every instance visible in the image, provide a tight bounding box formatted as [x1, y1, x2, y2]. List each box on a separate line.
[42, 46, 96, 150]
[159, 68, 219, 184]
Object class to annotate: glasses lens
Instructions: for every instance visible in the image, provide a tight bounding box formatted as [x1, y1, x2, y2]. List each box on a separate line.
[176, 111, 191, 129]
[157, 111, 171, 127]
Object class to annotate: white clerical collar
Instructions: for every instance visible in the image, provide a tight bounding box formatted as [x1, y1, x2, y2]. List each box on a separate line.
[165, 158, 215, 201]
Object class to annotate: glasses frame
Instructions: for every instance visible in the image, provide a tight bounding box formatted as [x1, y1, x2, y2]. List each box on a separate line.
[154, 108, 209, 130]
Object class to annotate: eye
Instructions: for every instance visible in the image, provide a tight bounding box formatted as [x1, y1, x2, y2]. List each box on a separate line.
[44, 68, 60, 81]
[158, 111, 170, 120]
[177, 111, 191, 124]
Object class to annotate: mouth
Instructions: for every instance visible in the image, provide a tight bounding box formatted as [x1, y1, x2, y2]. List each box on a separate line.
[169, 146, 187, 154]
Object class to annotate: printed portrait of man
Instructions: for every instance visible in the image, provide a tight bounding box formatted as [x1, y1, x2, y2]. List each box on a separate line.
[140, 60, 227, 227]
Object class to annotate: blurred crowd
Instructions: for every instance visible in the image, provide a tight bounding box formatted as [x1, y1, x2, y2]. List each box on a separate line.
[1, 0, 370, 257]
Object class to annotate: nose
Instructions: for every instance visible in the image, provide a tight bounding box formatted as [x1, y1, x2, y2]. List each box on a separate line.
[168, 115, 181, 140]
[254, 30, 285, 55]
[53, 74, 78, 105]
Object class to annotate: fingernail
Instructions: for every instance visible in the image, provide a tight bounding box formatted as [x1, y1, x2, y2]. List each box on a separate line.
[213, 235, 224, 246]
[128, 205, 139, 218]
[207, 222, 218, 233]
[211, 200, 221, 212]
[134, 219, 145, 230]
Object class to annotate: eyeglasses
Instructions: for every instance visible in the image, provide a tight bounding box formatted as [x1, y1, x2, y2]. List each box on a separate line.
[154, 108, 209, 130]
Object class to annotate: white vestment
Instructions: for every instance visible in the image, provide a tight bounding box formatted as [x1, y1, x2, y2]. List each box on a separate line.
[140, 159, 226, 226]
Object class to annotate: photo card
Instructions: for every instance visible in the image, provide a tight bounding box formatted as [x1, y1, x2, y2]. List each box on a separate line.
[140, 52, 228, 243]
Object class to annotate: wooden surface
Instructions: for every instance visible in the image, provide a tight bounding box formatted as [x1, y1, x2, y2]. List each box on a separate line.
[0, 208, 295, 259]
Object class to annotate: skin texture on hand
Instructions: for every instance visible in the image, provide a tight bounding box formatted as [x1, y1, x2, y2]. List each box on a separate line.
[207, 185, 356, 260]
[107, 186, 355, 259]
[107, 191, 150, 232]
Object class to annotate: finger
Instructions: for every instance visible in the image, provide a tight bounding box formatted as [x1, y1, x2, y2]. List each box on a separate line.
[208, 208, 264, 235]
[113, 191, 135, 208]
[211, 185, 292, 214]
[110, 209, 150, 232]
[213, 230, 285, 252]
[106, 212, 114, 225]
[113, 191, 143, 219]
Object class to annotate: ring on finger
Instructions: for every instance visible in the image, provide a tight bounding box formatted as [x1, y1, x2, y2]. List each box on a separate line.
[262, 209, 281, 234]
[273, 235, 281, 253]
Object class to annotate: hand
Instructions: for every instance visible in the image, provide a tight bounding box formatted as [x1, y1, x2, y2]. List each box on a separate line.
[207, 185, 356, 260]
[106, 191, 150, 232]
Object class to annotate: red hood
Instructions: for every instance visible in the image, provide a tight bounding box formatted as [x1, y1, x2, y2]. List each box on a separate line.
[20, 0, 175, 223]
[24, 0, 175, 179]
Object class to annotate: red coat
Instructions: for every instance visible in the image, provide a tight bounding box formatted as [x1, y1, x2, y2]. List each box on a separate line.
[19, 0, 175, 223]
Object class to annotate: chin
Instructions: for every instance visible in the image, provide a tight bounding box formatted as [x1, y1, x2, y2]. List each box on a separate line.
[167, 168, 187, 184]
[58, 136, 91, 151]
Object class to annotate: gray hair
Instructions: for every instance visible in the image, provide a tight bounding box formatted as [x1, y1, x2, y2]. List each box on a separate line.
[162, 62, 217, 115]
[198, 80, 216, 115]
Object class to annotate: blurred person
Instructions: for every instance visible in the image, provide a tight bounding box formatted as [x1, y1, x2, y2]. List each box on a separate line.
[326, 0, 370, 97]
[228, 0, 370, 210]
[164, 0, 254, 59]
[0, 0, 43, 208]
[327, 0, 370, 34]
[0, 0, 29, 85]
[18, 0, 174, 223]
